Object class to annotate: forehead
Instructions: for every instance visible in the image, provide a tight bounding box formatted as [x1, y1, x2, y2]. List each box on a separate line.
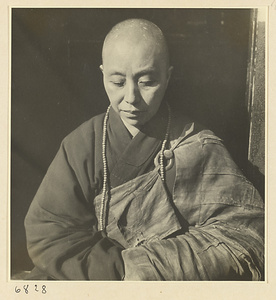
[102, 37, 165, 74]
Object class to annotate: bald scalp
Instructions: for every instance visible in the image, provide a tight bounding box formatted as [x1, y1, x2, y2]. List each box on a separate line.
[102, 19, 170, 68]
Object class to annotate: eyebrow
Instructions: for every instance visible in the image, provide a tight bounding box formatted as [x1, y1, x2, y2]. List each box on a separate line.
[135, 69, 157, 78]
[108, 72, 125, 77]
[108, 68, 158, 78]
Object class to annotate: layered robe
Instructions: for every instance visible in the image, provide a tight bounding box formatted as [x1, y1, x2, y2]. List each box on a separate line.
[24, 105, 264, 281]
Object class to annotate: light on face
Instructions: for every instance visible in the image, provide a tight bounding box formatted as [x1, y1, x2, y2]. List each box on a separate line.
[100, 40, 172, 127]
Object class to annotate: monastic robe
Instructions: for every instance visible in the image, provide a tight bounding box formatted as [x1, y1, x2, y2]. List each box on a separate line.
[24, 105, 264, 281]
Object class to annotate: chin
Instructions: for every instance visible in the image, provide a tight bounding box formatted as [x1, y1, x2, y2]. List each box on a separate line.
[124, 118, 141, 127]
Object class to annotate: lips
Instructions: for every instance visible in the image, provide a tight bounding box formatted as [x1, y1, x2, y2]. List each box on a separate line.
[121, 109, 144, 116]
[124, 110, 142, 114]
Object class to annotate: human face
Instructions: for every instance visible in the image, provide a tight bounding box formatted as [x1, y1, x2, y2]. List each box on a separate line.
[101, 39, 172, 128]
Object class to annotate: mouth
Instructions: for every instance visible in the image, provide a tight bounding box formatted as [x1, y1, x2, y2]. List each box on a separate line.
[121, 110, 144, 116]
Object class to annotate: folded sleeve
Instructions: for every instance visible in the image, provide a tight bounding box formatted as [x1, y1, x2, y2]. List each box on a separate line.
[122, 203, 263, 281]
[122, 135, 264, 281]
[24, 138, 124, 280]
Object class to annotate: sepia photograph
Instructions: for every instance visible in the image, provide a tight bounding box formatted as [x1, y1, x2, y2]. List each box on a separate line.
[10, 7, 266, 283]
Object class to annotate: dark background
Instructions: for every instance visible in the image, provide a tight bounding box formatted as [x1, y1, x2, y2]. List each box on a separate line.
[11, 8, 258, 275]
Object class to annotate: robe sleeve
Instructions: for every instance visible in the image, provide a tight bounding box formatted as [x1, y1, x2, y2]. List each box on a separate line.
[121, 136, 264, 281]
[24, 134, 124, 280]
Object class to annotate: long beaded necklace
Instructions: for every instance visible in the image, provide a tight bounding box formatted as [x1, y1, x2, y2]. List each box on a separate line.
[99, 103, 172, 232]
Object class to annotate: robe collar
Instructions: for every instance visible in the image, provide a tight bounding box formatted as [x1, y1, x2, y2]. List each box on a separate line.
[106, 103, 168, 187]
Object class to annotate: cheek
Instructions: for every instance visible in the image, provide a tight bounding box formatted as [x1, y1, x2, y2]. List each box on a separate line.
[104, 85, 123, 106]
[141, 86, 166, 108]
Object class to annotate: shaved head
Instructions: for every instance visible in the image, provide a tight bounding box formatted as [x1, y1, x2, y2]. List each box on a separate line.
[102, 19, 170, 68]
[100, 19, 173, 129]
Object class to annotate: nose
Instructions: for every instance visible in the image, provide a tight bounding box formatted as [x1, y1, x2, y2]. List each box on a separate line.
[124, 81, 140, 105]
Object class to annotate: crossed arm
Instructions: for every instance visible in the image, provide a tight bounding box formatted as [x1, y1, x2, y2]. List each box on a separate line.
[24, 138, 264, 281]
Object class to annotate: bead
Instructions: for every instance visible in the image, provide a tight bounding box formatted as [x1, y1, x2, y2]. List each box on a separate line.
[164, 149, 173, 159]
[100, 103, 172, 230]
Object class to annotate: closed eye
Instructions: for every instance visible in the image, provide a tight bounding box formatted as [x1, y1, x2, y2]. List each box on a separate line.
[139, 81, 156, 87]
[111, 81, 125, 87]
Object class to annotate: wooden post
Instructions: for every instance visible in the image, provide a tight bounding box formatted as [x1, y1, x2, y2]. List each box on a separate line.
[245, 8, 266, 199]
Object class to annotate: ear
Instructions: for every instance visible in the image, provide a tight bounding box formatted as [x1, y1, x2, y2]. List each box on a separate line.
[99, 65, 104, 73]
[166, 66, 173, 87]
[167, 66, 173, 82]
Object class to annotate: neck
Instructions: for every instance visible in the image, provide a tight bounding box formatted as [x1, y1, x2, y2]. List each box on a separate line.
[121, 119, 140, 138]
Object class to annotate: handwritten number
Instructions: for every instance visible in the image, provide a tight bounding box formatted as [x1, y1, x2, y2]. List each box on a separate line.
[42, 285, 47, 294]
[14, 284, 47, 294]
[23, 285, 29, 294]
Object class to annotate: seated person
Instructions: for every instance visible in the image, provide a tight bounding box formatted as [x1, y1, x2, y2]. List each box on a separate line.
[24, 18, 264, 281]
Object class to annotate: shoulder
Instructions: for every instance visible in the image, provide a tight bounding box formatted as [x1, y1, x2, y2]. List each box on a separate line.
[191, 126, 242, 176]
[62, 113, 105, 147]
[172, 119, 242, 173]
[57, 113, 105, 163]
[169, 108, 221, 146]
[170, 110, 222, 148]
[197, 128, 224, 146]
